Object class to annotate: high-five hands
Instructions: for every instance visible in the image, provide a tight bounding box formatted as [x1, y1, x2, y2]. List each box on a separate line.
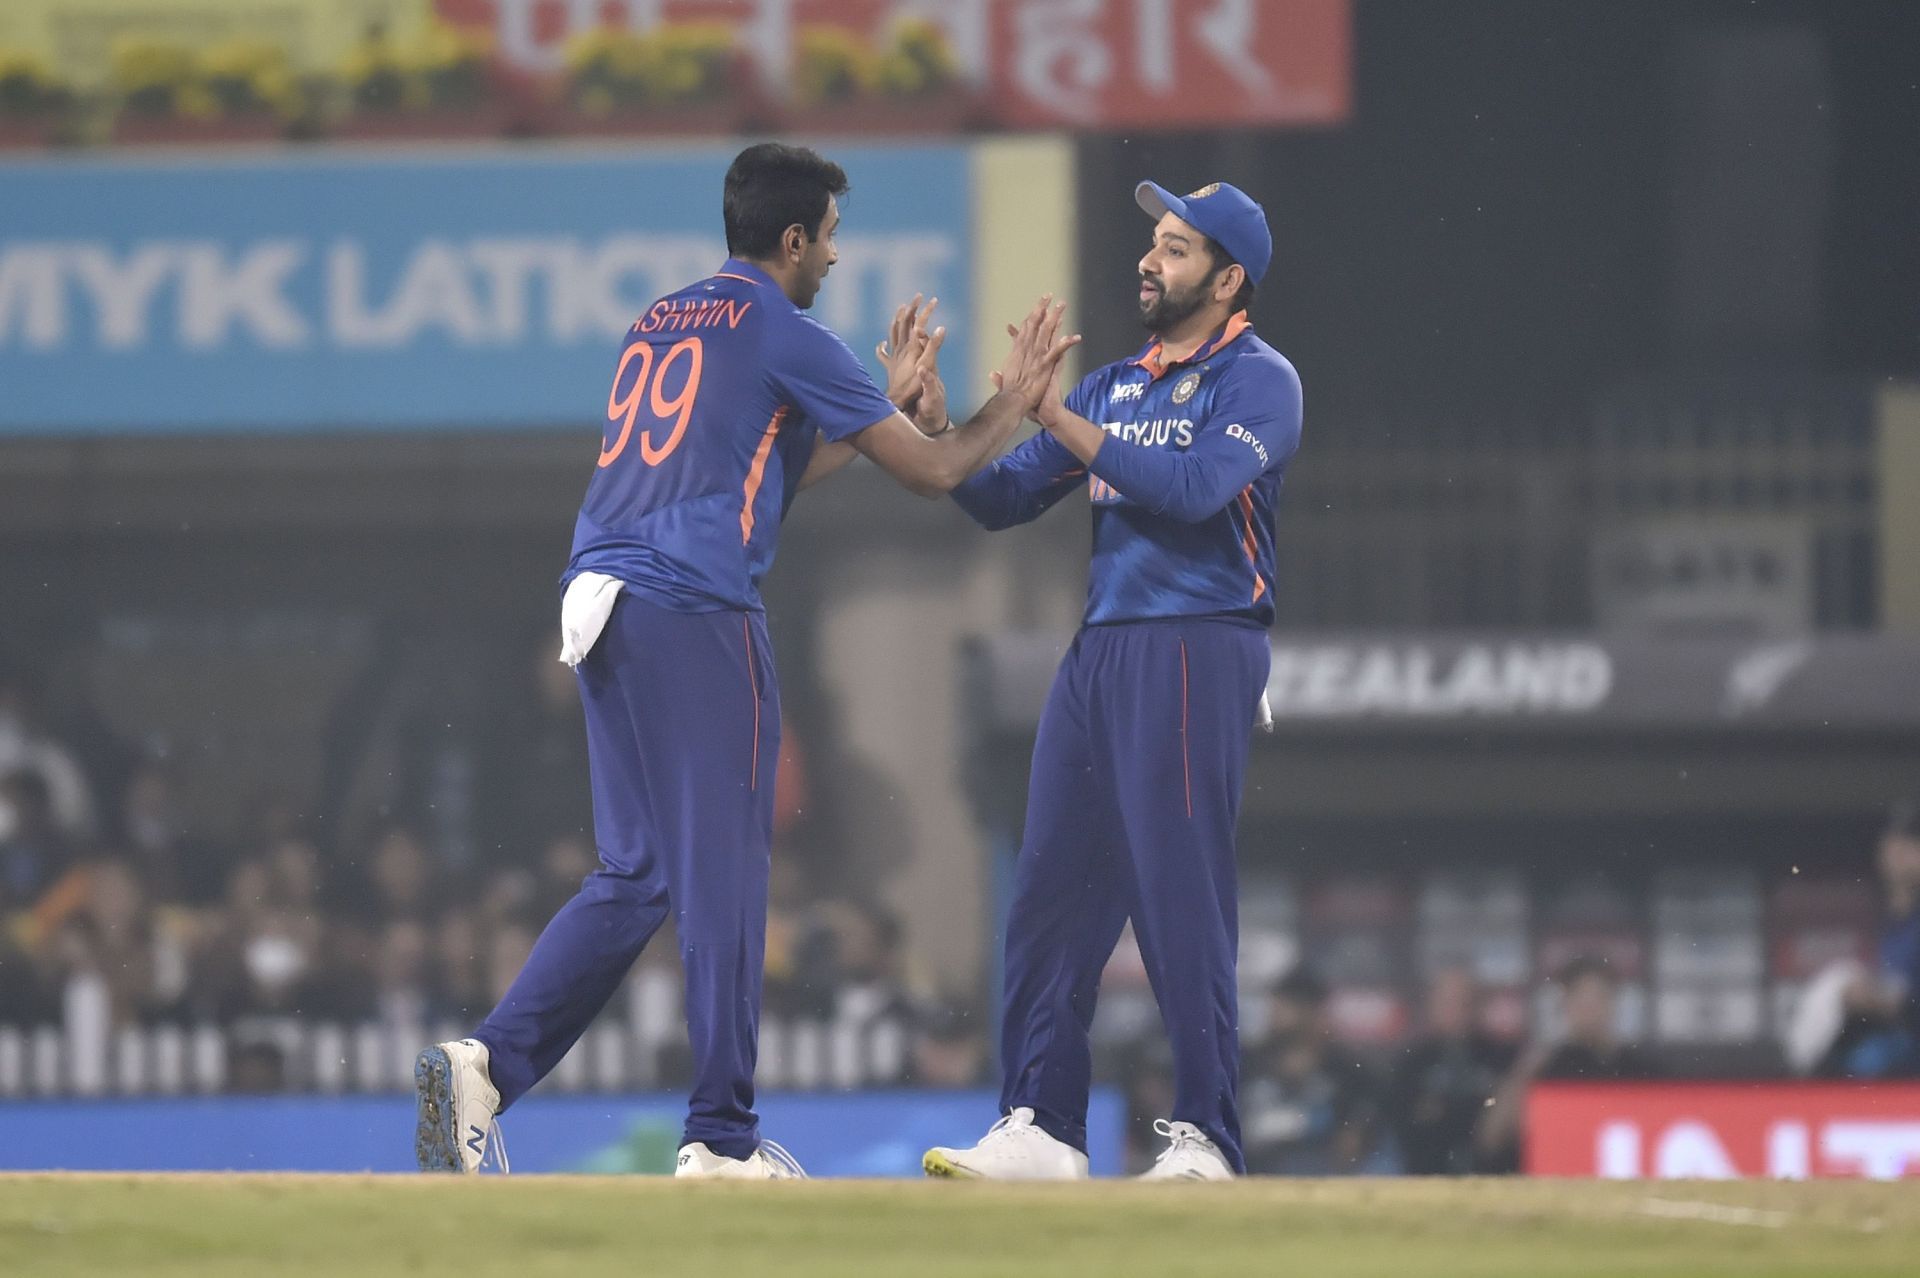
[995, 295, 1081, 416]
[988, 296, 1101, 465]
[877, 294, 950, 436]
[846, 293, 1080, 497]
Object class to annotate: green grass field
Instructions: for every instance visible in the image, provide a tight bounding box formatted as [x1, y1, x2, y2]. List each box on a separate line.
[2, 1175, 1911, 1277]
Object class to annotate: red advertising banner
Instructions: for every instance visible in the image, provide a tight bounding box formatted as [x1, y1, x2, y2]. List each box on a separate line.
[987, 0, 1350, 128]
[1527, 1083, 1920, 1180]
[433, 0, 1351, 130]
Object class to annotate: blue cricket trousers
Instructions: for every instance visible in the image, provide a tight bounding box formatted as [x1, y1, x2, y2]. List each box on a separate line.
[998, 617, 1268, 1173]
[475, 591, 777, 1158]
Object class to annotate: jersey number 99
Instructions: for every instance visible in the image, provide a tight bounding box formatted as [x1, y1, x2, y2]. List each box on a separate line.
[599, 336, 704, 469]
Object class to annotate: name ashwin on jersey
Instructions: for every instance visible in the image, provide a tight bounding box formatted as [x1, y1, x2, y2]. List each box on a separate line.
[636, 296, 754, 333]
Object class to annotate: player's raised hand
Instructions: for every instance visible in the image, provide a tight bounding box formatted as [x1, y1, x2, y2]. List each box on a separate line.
[992, 294, 1048, 397]
[1031, 336, 1070, 428]
[998, 296, 1080, 414]
[998, 315, 1070, 428]
[877, 294, 937, 410]
[909, 323, 951, 436]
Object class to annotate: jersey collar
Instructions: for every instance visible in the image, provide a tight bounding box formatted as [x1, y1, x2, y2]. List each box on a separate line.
[1129, 310, 1252, 381]
[714, 258, 778, 290]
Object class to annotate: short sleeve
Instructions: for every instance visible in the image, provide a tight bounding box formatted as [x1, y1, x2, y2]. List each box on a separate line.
[770, 315, 900, 443]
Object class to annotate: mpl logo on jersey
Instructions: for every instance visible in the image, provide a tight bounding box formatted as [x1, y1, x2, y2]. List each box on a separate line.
[0, 145, 972, 434]
[1527, 1083, 1920, 1180]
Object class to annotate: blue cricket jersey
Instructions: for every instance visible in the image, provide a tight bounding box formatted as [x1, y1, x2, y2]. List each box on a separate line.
[564, 259, 897, 612]
[952, 312, 1303, 626]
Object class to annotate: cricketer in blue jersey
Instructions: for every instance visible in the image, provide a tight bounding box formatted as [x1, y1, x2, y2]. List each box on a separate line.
[925, 181, 1302, 1181]
[414, 143, 1079, 1179]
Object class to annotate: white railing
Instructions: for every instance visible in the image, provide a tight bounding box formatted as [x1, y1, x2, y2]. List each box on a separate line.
[0, 968, 913, 1097]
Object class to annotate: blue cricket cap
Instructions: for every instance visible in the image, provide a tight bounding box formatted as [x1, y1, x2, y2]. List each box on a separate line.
[1135, 180, 1272, 288]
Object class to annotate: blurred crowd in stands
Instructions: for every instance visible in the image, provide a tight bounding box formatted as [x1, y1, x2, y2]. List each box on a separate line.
[0, 657, 981, 1097]
[3, 656, 1916, 1174]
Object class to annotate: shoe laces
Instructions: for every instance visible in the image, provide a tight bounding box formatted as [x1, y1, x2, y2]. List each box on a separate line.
[479, 1118, 510, 1174]
[981, 1108, 1050, 1148]
[1151, 1119, 1215, 1169]
[755, 1138, 807, 1179]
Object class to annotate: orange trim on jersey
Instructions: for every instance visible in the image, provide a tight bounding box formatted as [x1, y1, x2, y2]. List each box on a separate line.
[1178, 639, 1193, 820]
[1215, 310, 1252, 351]
[743, 616, 761, 791]
[1129, 309, 1252, 382]
[739, 406, 788, 543]
[1236, 487, 1268, 604]
[713, 272, 760, 285]
[1134, 340, 1169, 380]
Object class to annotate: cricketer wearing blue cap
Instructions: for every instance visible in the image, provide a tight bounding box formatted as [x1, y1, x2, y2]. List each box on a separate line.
[925, 181, 1302, 1181]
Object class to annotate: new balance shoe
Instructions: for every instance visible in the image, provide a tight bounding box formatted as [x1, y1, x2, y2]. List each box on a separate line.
[414, 1038, 507, 1174]
[922, 1107, 1091, 1180]
[674, 1139, 808, 1179]
[1137, 1119, 1234, 1180]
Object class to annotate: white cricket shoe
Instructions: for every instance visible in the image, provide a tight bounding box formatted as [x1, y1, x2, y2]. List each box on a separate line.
[922, 1107, 1091, 1180]
[414, 1038, 507, 1174]
[1137, 1119, 1234, 1180]
[674, 1139, 808, 1179]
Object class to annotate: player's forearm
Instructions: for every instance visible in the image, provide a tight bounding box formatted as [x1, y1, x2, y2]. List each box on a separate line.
[918, 390, 1034, 494]
[951, 463, 1038, 530]
[1039, 402, 1107, 467]
[1090, 443, 1227, 523]
[797, 438, 860, 492]
[1046, 406, 1245, 523]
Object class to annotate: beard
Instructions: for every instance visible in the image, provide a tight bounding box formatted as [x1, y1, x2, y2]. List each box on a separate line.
[1138, 275, 1210, 333]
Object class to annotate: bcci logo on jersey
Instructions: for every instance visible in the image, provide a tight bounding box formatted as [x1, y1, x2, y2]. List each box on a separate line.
[1171, 371, 1202, 404]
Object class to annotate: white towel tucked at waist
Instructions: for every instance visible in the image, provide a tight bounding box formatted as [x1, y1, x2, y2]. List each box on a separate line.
[558, 572, 624, 668]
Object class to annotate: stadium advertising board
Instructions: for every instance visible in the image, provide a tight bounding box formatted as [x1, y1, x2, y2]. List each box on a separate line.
[0, 0, 433, 87]
[0, 143, 972, 434]
[972, 632, 1920, 735]
[1527, 1083, 1920, 1179]
[433, 0, 1352, 128]
[0, 1090, 1126, 1176]
[1260, 635, 1920, 729]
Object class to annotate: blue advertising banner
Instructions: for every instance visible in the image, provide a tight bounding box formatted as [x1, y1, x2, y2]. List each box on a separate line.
[0, 1090, 1125, 1176]
[0, 144, 973, 435]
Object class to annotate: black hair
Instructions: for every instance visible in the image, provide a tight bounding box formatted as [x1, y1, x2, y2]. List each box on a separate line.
[1200, 235, 1258, 315]
[724, 143, 850, 260]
